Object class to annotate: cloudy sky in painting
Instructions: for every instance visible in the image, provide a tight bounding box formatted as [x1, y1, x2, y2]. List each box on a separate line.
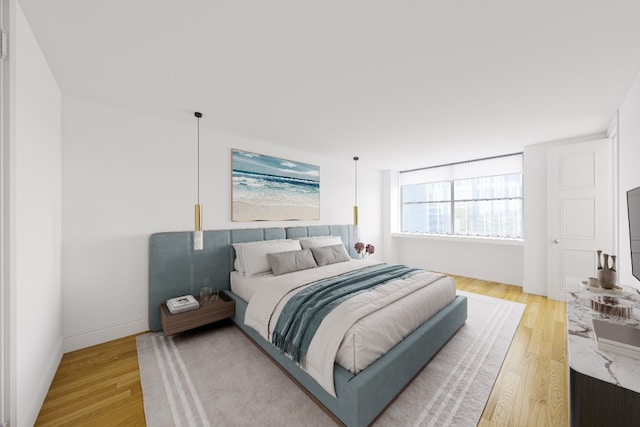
[232, 149, 319, 182]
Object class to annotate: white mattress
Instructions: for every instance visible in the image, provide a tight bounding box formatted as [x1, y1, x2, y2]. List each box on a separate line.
[235, 260, 457, 396]
[334, 272, 454, 374]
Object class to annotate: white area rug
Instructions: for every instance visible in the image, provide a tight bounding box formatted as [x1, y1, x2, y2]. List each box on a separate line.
[137, 291, 524, 426]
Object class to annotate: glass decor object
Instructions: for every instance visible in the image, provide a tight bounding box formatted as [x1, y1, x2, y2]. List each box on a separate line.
[200, 286, 212, 305]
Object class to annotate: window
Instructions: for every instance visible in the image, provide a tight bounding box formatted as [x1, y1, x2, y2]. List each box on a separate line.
[400, 154, 523, 239]
[402, 181, 451, 234]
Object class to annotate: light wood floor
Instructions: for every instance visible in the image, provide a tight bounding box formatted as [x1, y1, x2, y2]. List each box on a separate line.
[457, 277, 568, 427]
[35, 276, 567, 426]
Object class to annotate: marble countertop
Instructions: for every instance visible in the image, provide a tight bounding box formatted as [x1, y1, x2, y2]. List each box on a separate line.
[566, 279, 640, 393]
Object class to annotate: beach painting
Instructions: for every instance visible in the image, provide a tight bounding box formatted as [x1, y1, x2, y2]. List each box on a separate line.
[232, 149, 320, 221]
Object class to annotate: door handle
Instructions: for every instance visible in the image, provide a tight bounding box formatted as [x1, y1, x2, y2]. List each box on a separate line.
[553, 239, 560, 244]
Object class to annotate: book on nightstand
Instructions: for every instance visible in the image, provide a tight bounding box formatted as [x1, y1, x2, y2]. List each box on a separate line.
[593, 319, 640, 359]
[166, 295, 199, 314]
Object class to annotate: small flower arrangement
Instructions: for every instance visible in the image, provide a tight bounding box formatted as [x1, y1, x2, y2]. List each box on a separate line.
[354, 242, 375, 258]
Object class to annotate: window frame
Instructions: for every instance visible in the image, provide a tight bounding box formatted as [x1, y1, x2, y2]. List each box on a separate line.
[401, 172, 523, 239]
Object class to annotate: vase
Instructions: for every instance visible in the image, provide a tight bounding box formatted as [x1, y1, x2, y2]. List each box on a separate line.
[597, 253, 617, 289]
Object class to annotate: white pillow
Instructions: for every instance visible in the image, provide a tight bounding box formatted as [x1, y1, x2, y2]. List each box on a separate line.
[233, 239, 288, 273]
[298, 235, 343, 249]
[234, 257, 243, 273]
[232, 239, 302, 277]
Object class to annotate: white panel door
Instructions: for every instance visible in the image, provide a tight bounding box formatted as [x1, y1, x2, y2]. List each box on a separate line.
[547, 139, 614, 301]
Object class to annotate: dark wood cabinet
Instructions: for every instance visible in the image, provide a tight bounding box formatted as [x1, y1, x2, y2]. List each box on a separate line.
[570, 367, 640, 427]
[160, 291, 235, 335]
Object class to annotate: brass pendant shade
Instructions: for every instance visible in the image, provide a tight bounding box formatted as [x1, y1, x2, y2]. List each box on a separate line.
[195, 203, 203, 231]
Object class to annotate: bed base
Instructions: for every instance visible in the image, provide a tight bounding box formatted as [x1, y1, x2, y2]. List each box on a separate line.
[229, 291, 467, 427]
[148, 224, 468, 426]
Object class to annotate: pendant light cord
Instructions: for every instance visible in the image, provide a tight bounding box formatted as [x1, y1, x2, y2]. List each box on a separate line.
[353, 156, 359, 205]
[197, 115, 200, 204]
[195, 112, 202, 204]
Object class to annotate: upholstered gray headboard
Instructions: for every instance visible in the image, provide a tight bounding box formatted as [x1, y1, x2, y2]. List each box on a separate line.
[148, 224, 357, 331]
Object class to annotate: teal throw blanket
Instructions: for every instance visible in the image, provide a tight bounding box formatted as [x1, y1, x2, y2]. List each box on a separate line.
[272, 264, 422, 366]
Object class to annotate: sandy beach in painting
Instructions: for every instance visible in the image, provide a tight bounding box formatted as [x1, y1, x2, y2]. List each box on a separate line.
[232, 201, 319, 221]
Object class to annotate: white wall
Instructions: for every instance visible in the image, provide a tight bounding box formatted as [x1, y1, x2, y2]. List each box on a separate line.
[381, 170, 399, 264]
[357, 163, 382, 258]
[521, 141, 549, 295]
[61, 95, 382, 351]
[618, 71, 640, 290]
[394, 235, 524, 285]
[13, 3, 62, 425]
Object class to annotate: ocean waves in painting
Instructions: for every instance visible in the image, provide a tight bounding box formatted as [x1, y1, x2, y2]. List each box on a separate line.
[231, 149, 320, 220]
[233, 170, 319, 208]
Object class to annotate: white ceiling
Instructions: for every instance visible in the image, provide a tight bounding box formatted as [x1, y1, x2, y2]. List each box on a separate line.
[18, 0, 640, 171]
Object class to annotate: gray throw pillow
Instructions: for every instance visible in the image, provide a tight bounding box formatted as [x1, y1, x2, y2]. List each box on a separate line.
[310, 244, 351, 266]
[267, 249, 318, 276]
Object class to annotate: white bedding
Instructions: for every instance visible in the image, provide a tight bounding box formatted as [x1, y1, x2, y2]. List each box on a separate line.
[230, 259, 374, 302]
[237, 260, 456, 396]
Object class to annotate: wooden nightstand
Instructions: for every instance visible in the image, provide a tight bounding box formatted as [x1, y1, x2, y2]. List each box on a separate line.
[160, 291, 235, 335]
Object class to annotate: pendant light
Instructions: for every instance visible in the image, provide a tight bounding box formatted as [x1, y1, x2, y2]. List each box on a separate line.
[353, 156, 360, 239]
[194, 112, 204, 251]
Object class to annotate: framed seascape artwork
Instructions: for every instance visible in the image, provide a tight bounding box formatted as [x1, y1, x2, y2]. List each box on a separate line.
[231, 149, 320, 221]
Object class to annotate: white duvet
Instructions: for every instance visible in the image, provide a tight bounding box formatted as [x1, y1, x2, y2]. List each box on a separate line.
[241, 260, 456, 396]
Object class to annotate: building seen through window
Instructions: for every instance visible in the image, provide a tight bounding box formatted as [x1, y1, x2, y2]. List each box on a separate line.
[400, 154, 523, 238]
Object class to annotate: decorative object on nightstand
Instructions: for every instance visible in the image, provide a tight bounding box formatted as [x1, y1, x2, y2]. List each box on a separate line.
[166, 294, 199, 314]
[200, 286, 213, 304]
[161, 291, 235, 335]
[354, 242, 375, 258]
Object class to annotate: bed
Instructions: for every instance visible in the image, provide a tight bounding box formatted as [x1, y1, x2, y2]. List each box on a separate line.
[148, 225, 467, 427]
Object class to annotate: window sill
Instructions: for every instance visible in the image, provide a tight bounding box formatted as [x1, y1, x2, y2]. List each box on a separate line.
[391, 232, 524, 246]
